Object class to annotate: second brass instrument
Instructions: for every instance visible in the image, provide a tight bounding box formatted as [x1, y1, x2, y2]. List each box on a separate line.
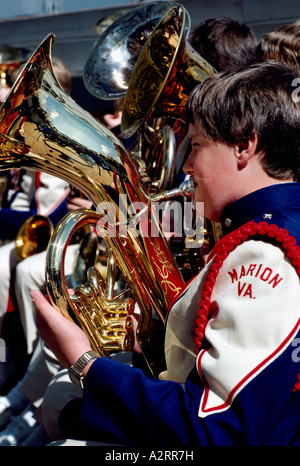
[121, 5, 216, 138]
[83, 1, 191, 100]
[15, 214, 53, 261]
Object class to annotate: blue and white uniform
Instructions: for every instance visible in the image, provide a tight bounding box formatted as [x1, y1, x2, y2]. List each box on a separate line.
[0, 169, 69, 240]
[0, 169, 69, 333]
[80, 182, 300, 446]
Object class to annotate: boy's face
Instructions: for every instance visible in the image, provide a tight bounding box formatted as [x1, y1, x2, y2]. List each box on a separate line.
[184, 123, 239, 222]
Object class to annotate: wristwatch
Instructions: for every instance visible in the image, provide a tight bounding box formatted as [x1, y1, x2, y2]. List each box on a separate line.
[68, 350, 98, 390]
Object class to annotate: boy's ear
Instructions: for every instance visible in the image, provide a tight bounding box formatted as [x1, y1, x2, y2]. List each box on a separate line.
[234, 132, 259, 168]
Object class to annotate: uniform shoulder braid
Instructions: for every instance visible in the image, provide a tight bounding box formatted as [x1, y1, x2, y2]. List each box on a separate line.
[194, 220, 300, 393]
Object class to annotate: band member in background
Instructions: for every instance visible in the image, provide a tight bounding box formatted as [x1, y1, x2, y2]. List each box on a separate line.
[0, 58, 72, 397]
[256, 19, 300, 75]
[0, 58, 72, 444]
[188, 17, 258, 71]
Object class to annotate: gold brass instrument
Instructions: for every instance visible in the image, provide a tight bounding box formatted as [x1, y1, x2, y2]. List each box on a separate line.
[144, 123, 176, 192]
[83, 1, 191, 100]
[130, 120, 176, 193]
[0, 32, 190, 377]
[46, 209, 136, 356]
[15, 214, 53, 261]
[119, 5, 218, 276]
[121, 5, 216, 138]
[83, 2, 191, 194]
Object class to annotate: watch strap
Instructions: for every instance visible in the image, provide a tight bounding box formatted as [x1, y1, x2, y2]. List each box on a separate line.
[68, 350, 98, 390]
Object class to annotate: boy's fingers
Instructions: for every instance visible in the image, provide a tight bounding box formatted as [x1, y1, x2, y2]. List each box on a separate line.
[30, 289, 73, 321]
[30, 289, 52, 311]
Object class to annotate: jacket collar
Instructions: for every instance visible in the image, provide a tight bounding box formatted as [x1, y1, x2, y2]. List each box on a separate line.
[220, 183, 300, 235]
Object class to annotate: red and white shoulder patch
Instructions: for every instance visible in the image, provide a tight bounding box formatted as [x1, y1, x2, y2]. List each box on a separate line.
[195, 222, 300, 417]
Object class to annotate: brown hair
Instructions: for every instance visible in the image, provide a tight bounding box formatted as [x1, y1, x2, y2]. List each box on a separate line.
[186, 60, 300, 181]
[257, 21, 300, 74]
[188, 17, 258, 71]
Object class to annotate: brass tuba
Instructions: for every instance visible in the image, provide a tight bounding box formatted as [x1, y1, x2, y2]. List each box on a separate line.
[0, 32, 189, 377]
[83, 2, 191, 195]
[83, 1, 191, 100]
[120, 5, 221, 273]
[121, 5, 216, 138]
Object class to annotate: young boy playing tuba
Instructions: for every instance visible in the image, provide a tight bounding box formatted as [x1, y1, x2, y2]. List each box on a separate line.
[32, 60, 300, 446]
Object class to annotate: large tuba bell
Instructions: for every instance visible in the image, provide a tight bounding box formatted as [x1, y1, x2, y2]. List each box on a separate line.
[121, 5, 216, 138]
[83, 1, 191, 100]
[0, 32, 190, 377]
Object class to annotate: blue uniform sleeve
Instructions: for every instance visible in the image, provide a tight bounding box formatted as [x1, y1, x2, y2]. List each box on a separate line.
[80, 357, 209, 447]
[80, 352, 300, 446]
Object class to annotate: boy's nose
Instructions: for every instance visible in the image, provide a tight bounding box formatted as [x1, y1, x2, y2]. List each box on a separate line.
[183, 153, 193, 176]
